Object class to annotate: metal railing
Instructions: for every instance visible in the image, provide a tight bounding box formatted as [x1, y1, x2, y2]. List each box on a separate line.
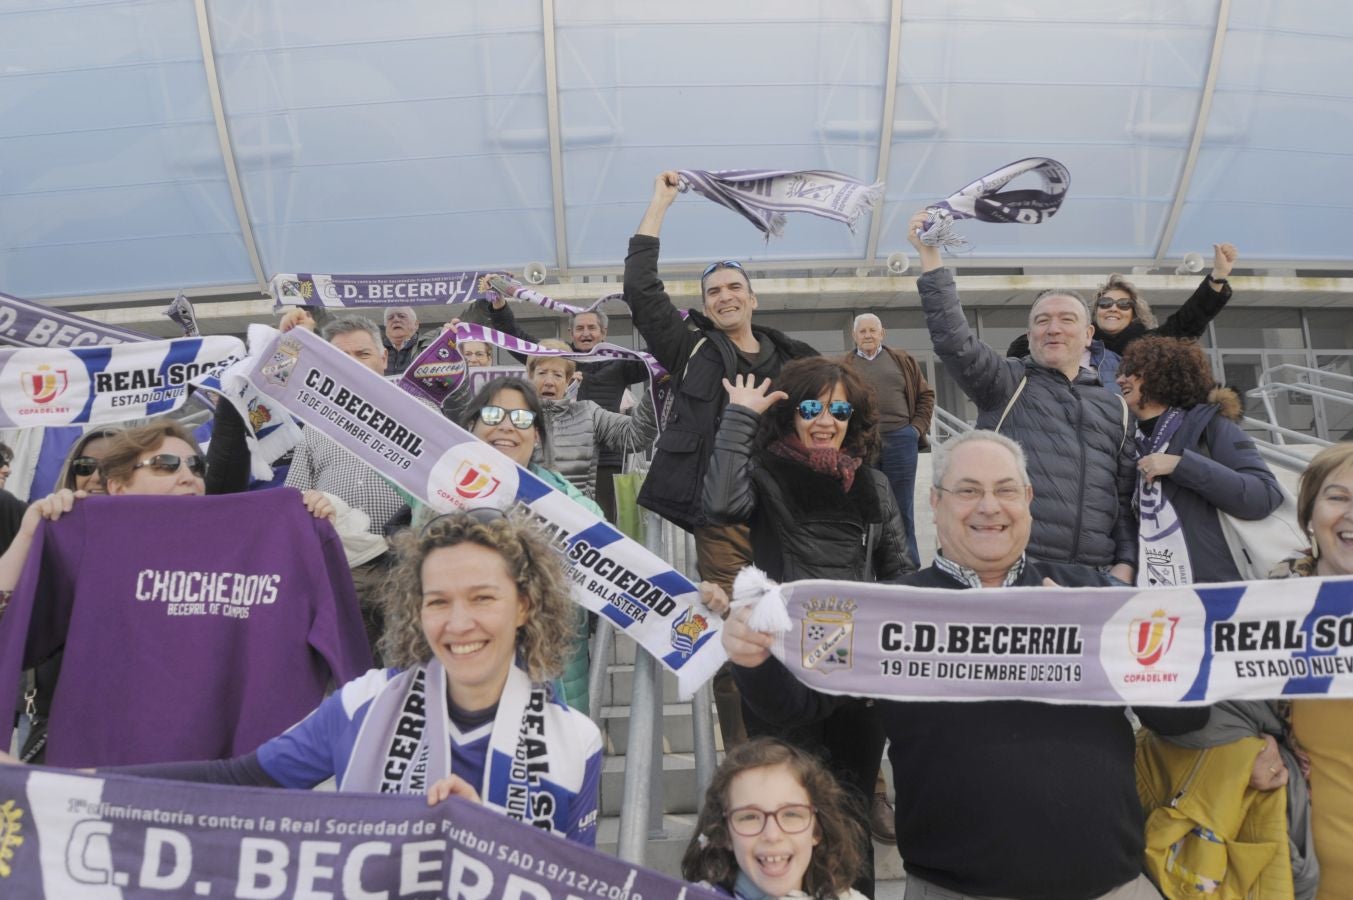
[589, 506, 718, 865]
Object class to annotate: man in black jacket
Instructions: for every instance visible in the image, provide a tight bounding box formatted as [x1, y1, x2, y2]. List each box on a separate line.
[724, 430, 1208, 900]
[623, 171, 818, 589]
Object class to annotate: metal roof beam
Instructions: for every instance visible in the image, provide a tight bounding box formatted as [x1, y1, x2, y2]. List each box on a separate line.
[1153, 0, 1232, 265]
[193, 0, 269, 293]
[541, 0, 571, 276]
[863, 0, 905, 267]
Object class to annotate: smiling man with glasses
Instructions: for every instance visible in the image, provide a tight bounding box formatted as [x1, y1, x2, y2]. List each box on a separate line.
[723, 430, 1211, 900]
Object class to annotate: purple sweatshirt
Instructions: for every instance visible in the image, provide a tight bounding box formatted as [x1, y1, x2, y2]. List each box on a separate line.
[0, 489, 373, 767]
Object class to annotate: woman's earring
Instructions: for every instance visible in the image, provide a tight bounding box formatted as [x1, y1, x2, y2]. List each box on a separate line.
[1310, 531, 1320, 560]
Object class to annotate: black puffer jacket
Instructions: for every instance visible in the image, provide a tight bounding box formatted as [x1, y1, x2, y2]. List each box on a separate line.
[703, 405, 915, 581]
[624, 235, 817, 531]
[919, 268, 1136, 568]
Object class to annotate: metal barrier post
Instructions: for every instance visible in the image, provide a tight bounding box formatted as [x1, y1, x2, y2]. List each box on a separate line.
[616, 509, 666, 863]
[692, 681, 717, 796]
[587, 620, 614, 724]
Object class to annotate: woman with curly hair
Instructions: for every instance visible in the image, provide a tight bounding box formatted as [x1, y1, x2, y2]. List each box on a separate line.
[1126, 339, 1316, 896]
[1116, 335, 1282, 586]
[682, 737, 867, 900]
[702, 355, 914, 897]
[10, 511, 605, 845]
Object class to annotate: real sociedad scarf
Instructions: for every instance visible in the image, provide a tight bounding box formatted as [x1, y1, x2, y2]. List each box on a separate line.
[677, 168, 883, 238]
[733, 566, 1353, 706]
[0, 335, 242, 429]
[1134, 409, 1193, 588]
[222, 325, 724, 694]
[399, 323, 671, 424]
[344, 662, 564, 832]
[921, 157, 1071, 250]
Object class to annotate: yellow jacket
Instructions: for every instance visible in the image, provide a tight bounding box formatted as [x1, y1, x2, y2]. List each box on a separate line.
[1136, 730, 1293, 899]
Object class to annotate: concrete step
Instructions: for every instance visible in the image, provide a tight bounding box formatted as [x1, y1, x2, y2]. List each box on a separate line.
[600, 702, 699, 754]
[594, 814, 698, 880]
[602, 662, 683, 705]
[599, 753, 701, 817]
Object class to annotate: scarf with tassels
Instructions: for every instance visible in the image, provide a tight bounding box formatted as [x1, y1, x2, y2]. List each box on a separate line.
[678, 169, 883, 238]
[767, 437, 863, 493]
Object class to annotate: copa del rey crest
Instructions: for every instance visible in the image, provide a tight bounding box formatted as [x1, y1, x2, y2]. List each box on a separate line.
[22, 365, 68, 404]
[1130, 609, 1180, 667]
[453, 459, 501, 500]
[801, 596, 857, 673]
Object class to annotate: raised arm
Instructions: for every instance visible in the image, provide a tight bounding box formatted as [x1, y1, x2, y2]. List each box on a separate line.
[623, 174, 703, 373]
[1156, 243, 1237, 340]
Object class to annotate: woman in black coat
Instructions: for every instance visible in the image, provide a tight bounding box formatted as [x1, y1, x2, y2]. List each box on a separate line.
[702, 356, 914, 897]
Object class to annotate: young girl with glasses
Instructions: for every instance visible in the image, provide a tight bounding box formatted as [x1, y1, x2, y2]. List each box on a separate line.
[682, 737, 867, 900]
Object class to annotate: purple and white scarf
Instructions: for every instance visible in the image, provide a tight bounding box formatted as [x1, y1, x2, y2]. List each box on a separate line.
[921, 157, 1071, 250]
[678, 168, 883, 238]
[163, 290, 201, 337]
[1134, 408, 1192, 587]
[399, 322, 671, 423]
[0, 289, 146, 348]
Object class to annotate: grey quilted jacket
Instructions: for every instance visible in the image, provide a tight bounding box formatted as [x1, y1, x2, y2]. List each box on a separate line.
[534, 393, 657, 499]
[918, 267, 1137, 568]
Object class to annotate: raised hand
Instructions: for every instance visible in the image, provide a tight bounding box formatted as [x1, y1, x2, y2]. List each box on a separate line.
[722, 374, 788, 415]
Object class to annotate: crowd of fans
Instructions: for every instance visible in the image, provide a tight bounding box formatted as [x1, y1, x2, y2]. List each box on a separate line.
[0, 170, 1348, 900]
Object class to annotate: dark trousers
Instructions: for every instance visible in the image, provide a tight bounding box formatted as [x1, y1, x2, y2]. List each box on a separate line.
[878, 425, 921, 564]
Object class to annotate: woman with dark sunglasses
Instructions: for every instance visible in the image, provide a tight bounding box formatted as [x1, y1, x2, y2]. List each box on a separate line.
[702, 355, 913, 897]
[1005, 243, 1239, 389]
[56, 427, 120, 495]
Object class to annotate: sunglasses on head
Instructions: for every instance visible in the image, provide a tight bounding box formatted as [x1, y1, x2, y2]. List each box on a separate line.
[701, 259, 745, 280]
[478, 406, 536, 429]
[132, 453, 206, 478]
[1096, 298, 1134, 311]
[797, 399, 853, 421]
[420, 506, 509, 536]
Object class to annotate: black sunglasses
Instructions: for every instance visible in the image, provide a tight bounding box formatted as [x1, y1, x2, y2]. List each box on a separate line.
[478, 406, 536, 430]
[131, 453, 206, 478]
[1096, 298, 1134, 311]
[701, 259, 745, 280]
[420, 507, 509, 536]
[797, 399, 853, 422]
[70, 456, 100, 477]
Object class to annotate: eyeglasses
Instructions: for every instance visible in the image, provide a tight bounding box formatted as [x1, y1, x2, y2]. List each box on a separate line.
[70, 456, 100, 477]
[797, 399, 853, 422]
[726, 804, 816, 837]
[477, 406, 536, 429]
[131, 454, 206, 478]
[1096, 298, 1134, 311]
[701, 259, 745, 280]
[934, 483, 1026, 504]
[421, 507, 509, 536]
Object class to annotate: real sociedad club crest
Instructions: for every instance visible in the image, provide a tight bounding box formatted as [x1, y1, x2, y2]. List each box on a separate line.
[1130, 609, 1180, 667]
[22, 365, 68, 404]
[670, 606, 709, 658]
[801, 598, 856, 672]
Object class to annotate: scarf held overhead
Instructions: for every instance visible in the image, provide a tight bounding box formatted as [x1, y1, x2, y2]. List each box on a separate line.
[0, 764, 718, 900]
[226, 326, 725, 695]
[0, 289, 147, 348]
[678, 168, 883, 238]
[921, 157, 1071, 251]
[399, 323, 670, 424]
[741, 571, 1353, 705]
[0, 335, 242, 429]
